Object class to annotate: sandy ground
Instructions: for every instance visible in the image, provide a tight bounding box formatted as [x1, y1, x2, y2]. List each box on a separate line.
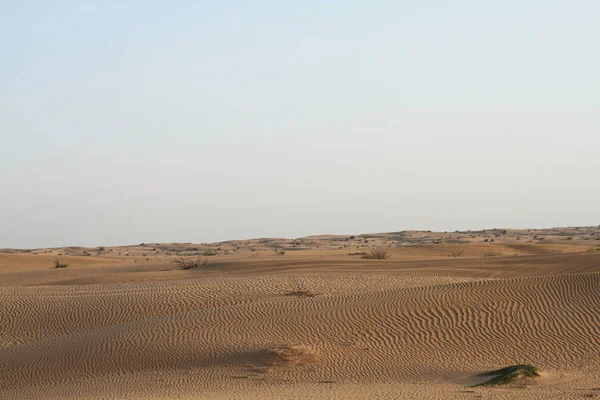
[1, 228, 600, 399]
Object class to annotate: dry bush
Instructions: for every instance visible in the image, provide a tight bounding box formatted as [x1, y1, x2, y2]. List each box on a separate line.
[484, 251, 501, 258]
[347, 251, 368, 257]
[54, 259, 68, 269]
[172, 257, 207, 270]
[361, 247, 391, 260]
[285, 278, 316, 297]
[451, 250, 464, 258]
[274, 249, 286, 256]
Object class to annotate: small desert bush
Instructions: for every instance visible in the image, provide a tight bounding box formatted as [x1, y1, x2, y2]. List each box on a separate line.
[172, 257, 207, 270]
[202, 249, 217, 256]
[54, 259, 68, 268]
[361, 247, 391, 260]
[484, 251, 501, 258]
[285, 278, 316, 297]
[274, 249, 286, 256]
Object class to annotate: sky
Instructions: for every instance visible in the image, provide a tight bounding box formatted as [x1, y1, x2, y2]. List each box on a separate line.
[1, 1, 599, 248]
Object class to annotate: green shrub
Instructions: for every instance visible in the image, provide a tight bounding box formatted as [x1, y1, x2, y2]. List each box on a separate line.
[475, 364, 540, 386]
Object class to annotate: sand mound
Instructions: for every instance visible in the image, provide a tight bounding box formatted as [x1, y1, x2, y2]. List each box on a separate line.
[261, 344, 316, 368]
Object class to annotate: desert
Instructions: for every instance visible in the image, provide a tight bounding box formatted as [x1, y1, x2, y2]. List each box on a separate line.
[3, 4, 600, 398]
[2, 227, 599, 399]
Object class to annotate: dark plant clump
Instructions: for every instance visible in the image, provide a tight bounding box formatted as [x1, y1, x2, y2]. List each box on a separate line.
[475, 364, 540, 386]
[285, 278, 316, 297]
[202, 249, 218, 256]
[484, 251, 501, 258]
[172, 257, 207, 270]
[361, 247, 391, 260]
[54, 259, 68, 268]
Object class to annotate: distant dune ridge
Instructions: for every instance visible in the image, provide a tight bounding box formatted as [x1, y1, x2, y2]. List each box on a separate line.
[1, 227, 600, 399]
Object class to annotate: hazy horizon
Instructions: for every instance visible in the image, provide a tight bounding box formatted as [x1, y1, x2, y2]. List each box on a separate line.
[3, 224, 600, 250]
[2, 1, 599, 248]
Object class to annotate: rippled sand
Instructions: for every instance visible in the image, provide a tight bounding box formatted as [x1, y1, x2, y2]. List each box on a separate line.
[1, 244, 599, 399]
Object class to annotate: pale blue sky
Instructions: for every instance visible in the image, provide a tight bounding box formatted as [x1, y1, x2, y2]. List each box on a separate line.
[1, 1, 599, 248]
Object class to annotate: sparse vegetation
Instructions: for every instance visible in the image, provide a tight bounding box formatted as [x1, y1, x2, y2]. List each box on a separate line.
[474, 364, 540, 386]
[451, 250, 464, 258]
[484, 251, 501, 258]
[202, 249, 218, 256]
[348, 251, 369, 257]
[172, 257, 207, 270]
[54, 259, 68, 269]
[274, 249, 286, 256]
[361, 247, 391, 260]
[285, 278, 316, 297]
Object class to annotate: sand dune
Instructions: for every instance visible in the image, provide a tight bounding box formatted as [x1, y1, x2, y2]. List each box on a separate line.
[1, 236, 600, 399]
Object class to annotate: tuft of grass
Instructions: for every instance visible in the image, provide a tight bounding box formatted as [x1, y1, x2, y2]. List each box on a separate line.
[54, 259, 68, 269]
[172, 257, 207, 270]
[474, 364, 540, 386]
[201, 249, 217, 256]
[361, 247, 391, 260]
